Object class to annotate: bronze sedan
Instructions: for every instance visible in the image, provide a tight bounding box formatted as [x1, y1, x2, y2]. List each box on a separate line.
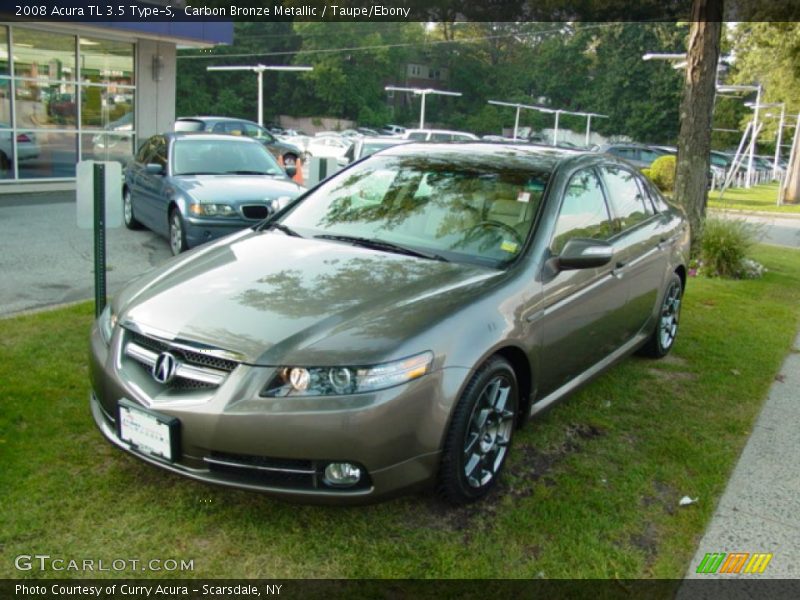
[89, 143, 689, 504]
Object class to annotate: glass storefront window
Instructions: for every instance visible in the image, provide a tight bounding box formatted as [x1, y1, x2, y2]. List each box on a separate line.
[80, 38, 134, 86]
[0, 129, 13, 179]
[0, 25, 9, 76]
[81, 132, 134, 164]
[80, 86, 133, 130]
[17, 131, 76, 179]
[0, 78, 11, 126]
[15, 81, 77, 129]
[12, 28, 76, 81]
[1, 27, 136, 182]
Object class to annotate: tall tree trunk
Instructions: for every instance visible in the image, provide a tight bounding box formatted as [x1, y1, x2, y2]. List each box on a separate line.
[783, 121, 800, 203]
[674, 0, 723, 255]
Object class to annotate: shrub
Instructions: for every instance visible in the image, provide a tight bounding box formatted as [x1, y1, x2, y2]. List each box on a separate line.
[700, 218, 761, 278]
[641, 167, 652, 180]
[649, 155, 676, 192]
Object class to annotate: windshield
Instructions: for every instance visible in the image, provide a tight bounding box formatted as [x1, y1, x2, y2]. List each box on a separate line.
[361, 142, 397, 158]
[279, 152, 550, 267]
[172, 139, 284, 176]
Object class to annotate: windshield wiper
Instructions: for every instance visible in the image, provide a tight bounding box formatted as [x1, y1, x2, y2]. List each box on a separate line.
[264, 222, 302, 237]
[314, 234, 449, 262]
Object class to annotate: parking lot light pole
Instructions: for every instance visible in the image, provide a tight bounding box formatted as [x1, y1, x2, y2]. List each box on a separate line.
[207, 65, 313, 127]
[718, 84, 762, 187]
[751, 102, 786, 179]
[386, 87, 462, 129]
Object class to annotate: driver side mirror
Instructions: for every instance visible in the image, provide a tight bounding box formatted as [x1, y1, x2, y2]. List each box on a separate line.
[145, 163, 164, 175]
[557, 238, 614, 270]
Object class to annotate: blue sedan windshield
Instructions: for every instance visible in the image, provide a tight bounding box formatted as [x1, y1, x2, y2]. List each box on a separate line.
[172, 139, 284, 176]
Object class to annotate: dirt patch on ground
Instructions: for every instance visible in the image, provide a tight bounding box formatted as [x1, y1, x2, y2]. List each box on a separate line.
[661, 354, 689, 367]
[629, 522, 660, 563]
[411, 423, 606, 536]
[646, 368, 698, 383]
[641, 480, 677, 516]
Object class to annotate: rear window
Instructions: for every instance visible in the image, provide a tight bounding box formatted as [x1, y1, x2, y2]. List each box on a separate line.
[174, 119, 206, 132]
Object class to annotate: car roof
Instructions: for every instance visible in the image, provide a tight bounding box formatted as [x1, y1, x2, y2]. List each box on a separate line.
[405, 128, 476, 135]
[377, 142, 598, 173]
[177, 116, 247, 123]
[164, 132, 263, 144]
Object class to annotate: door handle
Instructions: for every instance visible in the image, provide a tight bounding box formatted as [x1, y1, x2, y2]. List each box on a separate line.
[612, 261, 626, 279]
[658, 235, 679, 250]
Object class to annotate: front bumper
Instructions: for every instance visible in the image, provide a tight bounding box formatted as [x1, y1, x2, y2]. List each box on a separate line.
[89, 324, 470, 504]
[183, 216, 254, 249]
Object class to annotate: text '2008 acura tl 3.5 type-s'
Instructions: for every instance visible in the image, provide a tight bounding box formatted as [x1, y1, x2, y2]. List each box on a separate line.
[90, 143, 689, 505]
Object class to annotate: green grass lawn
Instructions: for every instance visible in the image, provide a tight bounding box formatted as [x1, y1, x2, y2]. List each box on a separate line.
[2, 244, 800, 580]
[708, 183, 800, 213]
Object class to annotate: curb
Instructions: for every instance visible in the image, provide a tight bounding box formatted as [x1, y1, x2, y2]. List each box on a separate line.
[0, 298, 92, 321]
[708, 208, 800, 220]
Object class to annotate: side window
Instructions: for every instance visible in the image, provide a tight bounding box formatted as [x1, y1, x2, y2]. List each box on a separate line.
[135, 139, 153, 163]
[639, 149, 662, 165]
[551, 169, 614, 254]
[151, 137, 167, 169]
[430, 132, 452, 142]
[609, 147, 632, 160]
[600, 166, 653, 230]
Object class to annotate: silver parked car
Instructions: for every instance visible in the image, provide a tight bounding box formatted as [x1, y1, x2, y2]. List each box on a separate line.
[91, 143, 689, 504]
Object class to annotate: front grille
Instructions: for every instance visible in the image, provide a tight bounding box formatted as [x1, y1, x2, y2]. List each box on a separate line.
[128, 331, 238, 373]
[241, 204, 269, 220]
[123, 330, 238, 392]
[170, 377, 216, 391]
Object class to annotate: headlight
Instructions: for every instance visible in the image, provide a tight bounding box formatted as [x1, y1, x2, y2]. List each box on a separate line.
[189, 203, 237, 217]
[98, 304, 117, 345]
[261, 351, 434, 397]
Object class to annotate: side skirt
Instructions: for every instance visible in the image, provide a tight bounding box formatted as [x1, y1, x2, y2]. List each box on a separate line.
[530, 332, 649, 417]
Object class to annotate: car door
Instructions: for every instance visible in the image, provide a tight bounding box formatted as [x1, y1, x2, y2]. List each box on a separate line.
[137, 135, 170, 235]
[537, 167, 628, 396]
[598, 164, 668, 342]
[127, 137, 157, 229]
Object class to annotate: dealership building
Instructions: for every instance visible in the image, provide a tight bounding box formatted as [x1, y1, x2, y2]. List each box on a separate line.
[0, 20, 232, 193]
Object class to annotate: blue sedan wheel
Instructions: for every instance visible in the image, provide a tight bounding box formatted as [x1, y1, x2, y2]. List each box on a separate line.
[169, 209, 188, 255]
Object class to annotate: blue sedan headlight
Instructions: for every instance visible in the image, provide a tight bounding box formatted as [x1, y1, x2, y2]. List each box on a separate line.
[189, 203, 237, 217]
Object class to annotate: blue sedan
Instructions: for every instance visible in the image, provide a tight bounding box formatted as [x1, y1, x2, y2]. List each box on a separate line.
[123, 132, 304, 255]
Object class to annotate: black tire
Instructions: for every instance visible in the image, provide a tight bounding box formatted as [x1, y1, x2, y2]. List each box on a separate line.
[169, 208, 188, 255]
[438, 356, 518, 504]
[640, 272, 683, 358]
[123, 187, 142, 230]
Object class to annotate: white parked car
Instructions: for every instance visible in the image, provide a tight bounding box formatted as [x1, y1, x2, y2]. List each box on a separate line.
[402, 129, 479, 142]
[305, 135, 351, 160]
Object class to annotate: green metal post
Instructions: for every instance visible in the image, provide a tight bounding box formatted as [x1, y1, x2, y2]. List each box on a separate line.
[93, 163, 106, 317]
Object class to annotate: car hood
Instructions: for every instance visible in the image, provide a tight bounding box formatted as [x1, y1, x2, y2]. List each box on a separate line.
[117, 231, 503, 366]
[170, 175, 302, 203]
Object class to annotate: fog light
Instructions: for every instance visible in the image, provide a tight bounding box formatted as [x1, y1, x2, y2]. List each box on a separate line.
[323, 462, 362, 487]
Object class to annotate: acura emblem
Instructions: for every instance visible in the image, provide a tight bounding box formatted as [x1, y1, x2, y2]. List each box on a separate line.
[152, 352, 178, 384]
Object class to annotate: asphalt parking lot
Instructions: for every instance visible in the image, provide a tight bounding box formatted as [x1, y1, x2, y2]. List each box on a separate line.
[0, 192, 172, 317]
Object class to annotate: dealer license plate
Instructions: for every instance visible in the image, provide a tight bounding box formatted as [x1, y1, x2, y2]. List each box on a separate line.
[117, 399, 179, 462]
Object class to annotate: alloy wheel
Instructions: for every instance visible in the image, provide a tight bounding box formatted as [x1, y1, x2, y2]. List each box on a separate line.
[463, 375, 515, 488]
[659, 280, 682, 350]
[170, 212, 184, 255]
